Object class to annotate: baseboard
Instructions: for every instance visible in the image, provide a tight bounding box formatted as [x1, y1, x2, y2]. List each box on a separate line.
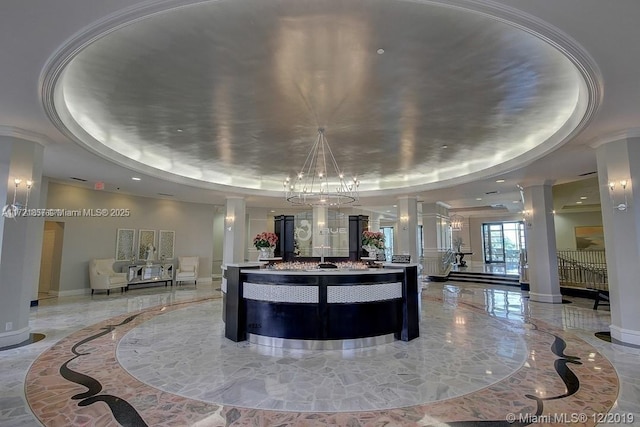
[50, 288, 90, 297]
[0, 327, 30, 348]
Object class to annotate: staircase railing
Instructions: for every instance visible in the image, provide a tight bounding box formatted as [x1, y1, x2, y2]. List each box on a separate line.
[423, 249, 455, 279]
[557, 250, 608, 291]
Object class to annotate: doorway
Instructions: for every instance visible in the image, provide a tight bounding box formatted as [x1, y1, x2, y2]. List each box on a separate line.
[38, 221, 64, 298]
[482, 221, 525, 265]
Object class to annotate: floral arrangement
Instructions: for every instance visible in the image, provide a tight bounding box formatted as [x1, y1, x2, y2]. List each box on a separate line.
[253, 232, 278, 249]
[362, 230, 385, 249]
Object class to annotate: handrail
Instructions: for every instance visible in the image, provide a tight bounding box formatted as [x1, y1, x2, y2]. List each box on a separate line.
[422, 249, 454, 279]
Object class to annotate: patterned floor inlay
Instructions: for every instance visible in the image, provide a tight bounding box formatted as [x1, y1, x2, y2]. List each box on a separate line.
[25, 288, 619, 426]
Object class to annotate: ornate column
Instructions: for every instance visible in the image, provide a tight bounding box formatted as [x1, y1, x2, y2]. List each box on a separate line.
[594, 131, 640, 345]
[0, 135, 44, 347]
[396, 196, 419, 262]
[523, 184, 562, 303]
[222, 197, 246, 266]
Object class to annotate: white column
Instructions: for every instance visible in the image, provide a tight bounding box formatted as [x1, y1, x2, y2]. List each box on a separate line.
[421, 203, 448, 255]
[368, 212, 381, 232]
[396, 196, 418, 261]
[222, 197, 245, 266]
[312, 205, 328, 257]
[523, 184, 562, 303]
[595, 135, 640, 345]
[0, 136, 44, 347]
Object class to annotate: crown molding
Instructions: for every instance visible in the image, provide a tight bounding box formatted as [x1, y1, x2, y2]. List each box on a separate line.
[0, 126, 51, 146]
[589, 128, 640, 148]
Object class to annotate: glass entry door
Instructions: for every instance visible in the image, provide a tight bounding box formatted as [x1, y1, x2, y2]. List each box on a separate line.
[483, 223, 505, 263]
[483, 222, 525, 264]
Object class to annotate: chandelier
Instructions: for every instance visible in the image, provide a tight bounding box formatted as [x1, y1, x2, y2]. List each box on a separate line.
[284, 128, 359, 206]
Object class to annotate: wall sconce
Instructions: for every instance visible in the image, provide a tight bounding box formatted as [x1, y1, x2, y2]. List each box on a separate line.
[522, 209, 533, 229]
[3, 178, 33, 219]
[450, 214, 464, 231]
[608, 179, 630, 211]
[224, 215, 235, 231]
[400, 215, 409, 230]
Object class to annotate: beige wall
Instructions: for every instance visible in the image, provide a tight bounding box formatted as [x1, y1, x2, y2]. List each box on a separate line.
[554, 211, 604, 250]
[46, 182, 215, 294]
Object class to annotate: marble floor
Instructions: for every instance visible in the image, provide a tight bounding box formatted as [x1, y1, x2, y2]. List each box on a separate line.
[1, 279, 639, 426]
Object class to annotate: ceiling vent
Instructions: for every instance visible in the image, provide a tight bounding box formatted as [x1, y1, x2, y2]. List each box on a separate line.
[69, 177, 87, 182]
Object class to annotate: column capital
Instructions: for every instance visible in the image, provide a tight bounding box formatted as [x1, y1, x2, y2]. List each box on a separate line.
[589, 127, 640, 148]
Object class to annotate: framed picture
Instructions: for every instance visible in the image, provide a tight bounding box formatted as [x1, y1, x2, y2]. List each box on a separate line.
[115, 228, 136, 261]
[158, 230, 175, 260]
[138, 229, 157, 260]
[575, 226, 605, 250]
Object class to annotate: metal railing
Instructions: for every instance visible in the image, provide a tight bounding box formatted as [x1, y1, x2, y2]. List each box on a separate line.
[557, 250, 607, 291]
[422, 249, 455, 279]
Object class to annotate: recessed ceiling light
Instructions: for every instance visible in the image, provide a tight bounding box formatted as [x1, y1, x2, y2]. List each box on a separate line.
[512, 200, 520, 203]
[496, 179, 505, 183]
[580, 196, 588, 200]
[176, 128, 183, 132]
[442, 145, 448, 149]
[576, 201, 583, 204]
[131, 177, 141, 181]
[270, 210, 275, 213]
[377, 48, 385, 54]
[476, 198, 482, 201]
[392, 205, 397, 208]
[386, 210, 391, 213]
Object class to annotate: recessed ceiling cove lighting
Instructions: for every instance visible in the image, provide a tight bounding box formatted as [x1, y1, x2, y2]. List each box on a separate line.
[131, 177, 141, 181]
[496, 179, 505, 183]
[377, 48, 385, 54]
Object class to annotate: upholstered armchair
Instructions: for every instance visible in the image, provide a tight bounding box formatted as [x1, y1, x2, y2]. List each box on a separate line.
[176, 256, 199, 286]
[89, 258, 127, 295]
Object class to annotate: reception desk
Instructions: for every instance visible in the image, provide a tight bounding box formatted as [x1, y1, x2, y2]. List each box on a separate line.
[223, 264, 419, 348]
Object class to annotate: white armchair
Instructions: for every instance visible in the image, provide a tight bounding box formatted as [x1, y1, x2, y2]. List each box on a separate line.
[176, 256, 199, 286]
[89, 258, 127, 295]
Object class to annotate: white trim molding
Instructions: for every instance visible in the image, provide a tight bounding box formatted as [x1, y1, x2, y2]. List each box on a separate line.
[0, 326, 31, 348]
[529, 292, 563, 304]
[610, 325, 640, 346]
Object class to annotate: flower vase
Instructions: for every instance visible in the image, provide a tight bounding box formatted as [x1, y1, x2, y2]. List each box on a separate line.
[364, 245, 377, 258]
[259, 247, 271, 259]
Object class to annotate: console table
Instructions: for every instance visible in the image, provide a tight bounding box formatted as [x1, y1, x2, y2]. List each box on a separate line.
[127, 263, 174, 289]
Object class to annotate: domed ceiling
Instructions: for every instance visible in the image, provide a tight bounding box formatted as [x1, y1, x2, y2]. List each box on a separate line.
[49, 0, 590, 198]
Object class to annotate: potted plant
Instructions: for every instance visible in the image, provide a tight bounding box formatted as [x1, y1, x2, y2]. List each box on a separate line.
[362, 230, 385, 256]
[254, 232, 278, 259]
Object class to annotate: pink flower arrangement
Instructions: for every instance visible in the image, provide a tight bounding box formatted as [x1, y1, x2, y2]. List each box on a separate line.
[362, 230, 385, 249]
[253, 232, 278, 249]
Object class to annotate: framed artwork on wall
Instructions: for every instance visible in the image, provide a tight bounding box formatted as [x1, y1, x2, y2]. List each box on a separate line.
[115, 228, 135, 261]
[158, 230, 175, 260]
[575, 226, 605, 250]
[138, 229, 157, 260]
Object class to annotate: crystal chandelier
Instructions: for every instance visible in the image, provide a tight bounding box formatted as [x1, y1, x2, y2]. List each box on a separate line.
[284, 128, 359, 206]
